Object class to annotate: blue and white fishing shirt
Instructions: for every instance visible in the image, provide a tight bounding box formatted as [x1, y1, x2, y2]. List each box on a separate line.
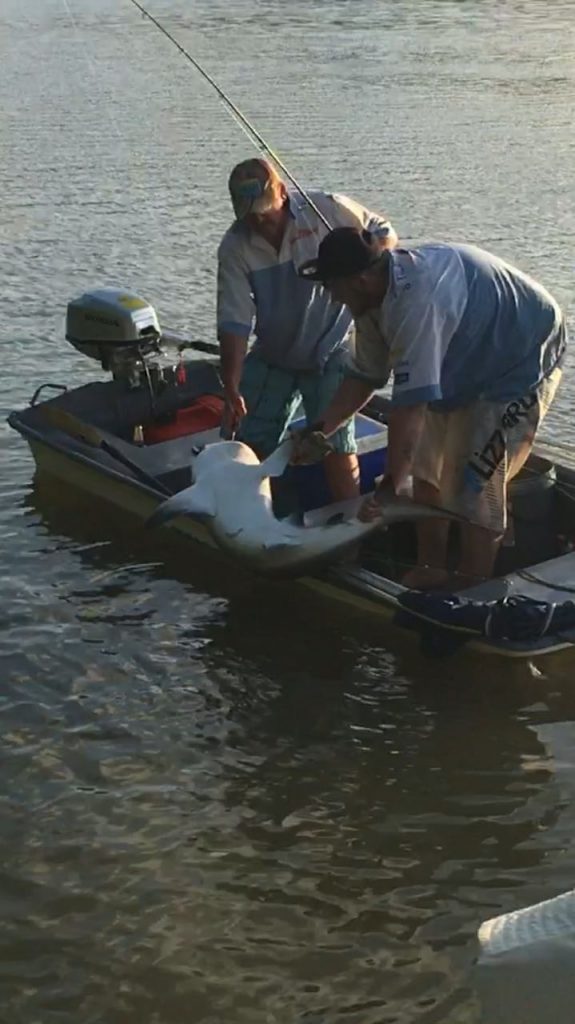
[217, 190, 394, 371]
[349, 243, 565, 408]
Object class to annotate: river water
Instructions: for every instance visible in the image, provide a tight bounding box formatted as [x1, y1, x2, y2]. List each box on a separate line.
[1, 1, 575, 1021]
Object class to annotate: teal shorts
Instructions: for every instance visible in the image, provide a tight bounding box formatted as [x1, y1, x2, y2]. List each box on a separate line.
[237, 350, 357, 458]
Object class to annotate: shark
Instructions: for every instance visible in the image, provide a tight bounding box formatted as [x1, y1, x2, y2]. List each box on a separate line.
[146, 438, 461, 578]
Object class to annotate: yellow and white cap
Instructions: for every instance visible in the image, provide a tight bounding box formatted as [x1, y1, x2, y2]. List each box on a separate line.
[228, 158, 281, 220]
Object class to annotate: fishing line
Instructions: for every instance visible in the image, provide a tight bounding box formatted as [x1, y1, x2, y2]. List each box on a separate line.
[58, 0, 211, 348]
[60, 0, 124, 144]
[126, 0, 333, 229]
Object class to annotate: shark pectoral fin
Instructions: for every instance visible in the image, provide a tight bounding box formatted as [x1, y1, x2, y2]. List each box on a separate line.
[303, 495, 365, 528]
[263, 537, 301, 550]
[145, 484, 215, 528]
[259, 439, 293, 479]
[182, 486, 217, 520]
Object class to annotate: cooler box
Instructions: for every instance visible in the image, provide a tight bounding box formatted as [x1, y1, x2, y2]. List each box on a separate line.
[288, 412, 387, 512]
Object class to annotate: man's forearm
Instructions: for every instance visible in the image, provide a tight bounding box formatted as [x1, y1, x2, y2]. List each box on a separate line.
[383, 404, 427, 493]
[320, 376, 375, 436]
[218, 332, 248, 395]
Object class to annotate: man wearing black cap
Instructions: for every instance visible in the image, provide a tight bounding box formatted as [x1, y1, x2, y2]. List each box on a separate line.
[296, 228, 566, 589]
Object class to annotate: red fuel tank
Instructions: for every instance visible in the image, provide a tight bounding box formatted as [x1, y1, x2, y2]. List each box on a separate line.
[143, 394, 224, 444]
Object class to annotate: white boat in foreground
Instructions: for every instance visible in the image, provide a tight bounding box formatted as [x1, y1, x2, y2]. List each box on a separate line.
[475, 887, 575, 1022]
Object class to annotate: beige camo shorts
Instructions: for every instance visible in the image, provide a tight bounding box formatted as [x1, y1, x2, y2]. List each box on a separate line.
[412, 365, 563, 533]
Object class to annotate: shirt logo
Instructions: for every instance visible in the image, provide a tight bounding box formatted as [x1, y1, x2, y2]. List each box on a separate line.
[290, 227, 318, 243]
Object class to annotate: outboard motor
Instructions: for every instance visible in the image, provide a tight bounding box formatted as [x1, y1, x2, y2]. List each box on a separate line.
[64, 288, 223, 445]
[66, 288, 165, 390]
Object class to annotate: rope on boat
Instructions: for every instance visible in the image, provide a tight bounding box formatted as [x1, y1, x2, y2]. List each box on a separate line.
[516, 570, 575, 595]
[59, 0, 126, 146]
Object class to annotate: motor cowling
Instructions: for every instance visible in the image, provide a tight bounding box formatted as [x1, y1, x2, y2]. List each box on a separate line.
[66, 288, 162, 382]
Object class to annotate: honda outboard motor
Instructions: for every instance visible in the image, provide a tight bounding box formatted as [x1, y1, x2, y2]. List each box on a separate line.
[66, 288, 164, 389]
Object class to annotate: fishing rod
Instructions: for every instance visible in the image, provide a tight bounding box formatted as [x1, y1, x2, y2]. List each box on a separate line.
[127, 0, 332, 229]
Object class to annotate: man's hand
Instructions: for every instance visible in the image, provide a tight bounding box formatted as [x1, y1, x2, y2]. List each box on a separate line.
[358, 494, 383, 522]
[222, 389, 247, 438]
[358, 476, 396, 522]
[289, 424, 334, 465]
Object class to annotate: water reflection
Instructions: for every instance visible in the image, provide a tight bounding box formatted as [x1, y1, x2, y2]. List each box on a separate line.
[1, 473, 570, 1021]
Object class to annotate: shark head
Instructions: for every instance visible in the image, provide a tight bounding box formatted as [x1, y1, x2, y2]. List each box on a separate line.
[193, 440, 261, 476]
[192, 438, 293, 480]
[146, 438, 294, 531]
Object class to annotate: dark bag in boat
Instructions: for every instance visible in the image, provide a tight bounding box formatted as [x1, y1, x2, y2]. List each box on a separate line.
[395, 592, 575, 657]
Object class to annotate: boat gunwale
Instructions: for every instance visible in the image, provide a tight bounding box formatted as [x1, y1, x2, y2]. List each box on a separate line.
[8, 408, 164, 500]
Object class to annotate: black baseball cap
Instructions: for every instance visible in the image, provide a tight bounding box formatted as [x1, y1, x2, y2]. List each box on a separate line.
[299, 227, 383, 282]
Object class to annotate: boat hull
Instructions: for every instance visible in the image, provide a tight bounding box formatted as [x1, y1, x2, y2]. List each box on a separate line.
[22, 432, 575, 661]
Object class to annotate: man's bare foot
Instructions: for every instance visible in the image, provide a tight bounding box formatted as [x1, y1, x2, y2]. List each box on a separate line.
[401, 566, 450, 590]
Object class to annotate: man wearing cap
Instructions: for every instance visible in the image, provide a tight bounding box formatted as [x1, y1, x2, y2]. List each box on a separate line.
[296, 228, 566, 588]
[217, 158, 397, 500]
